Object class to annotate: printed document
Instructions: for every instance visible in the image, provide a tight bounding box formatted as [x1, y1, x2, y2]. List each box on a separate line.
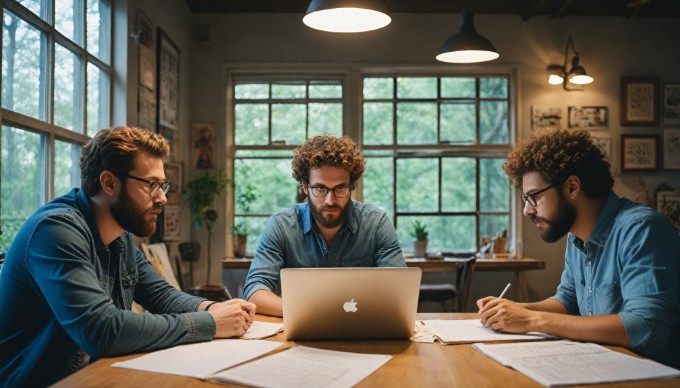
[473, 340, 680, 387]
[112, 339, 282, 379]
[423, 319, 553, 344]
[210, 345, 392, 388]
[241, 321, 283, 339]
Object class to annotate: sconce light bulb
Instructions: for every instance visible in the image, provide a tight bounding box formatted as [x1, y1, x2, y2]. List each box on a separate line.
[569, 74, 594, 85]
[548, 74, 564, 85]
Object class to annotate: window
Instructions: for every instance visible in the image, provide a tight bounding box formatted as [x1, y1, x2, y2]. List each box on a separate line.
[229, 68, 516, 257]
[1, 0, 111, 250]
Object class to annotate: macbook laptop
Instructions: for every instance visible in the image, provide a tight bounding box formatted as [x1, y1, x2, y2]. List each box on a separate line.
[281, 267, 422, 340]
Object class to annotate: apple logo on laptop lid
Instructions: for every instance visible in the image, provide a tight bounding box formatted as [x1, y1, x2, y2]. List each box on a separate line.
[343, 298, 358, 313]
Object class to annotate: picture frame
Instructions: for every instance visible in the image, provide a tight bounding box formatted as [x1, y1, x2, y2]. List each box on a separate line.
[531, 106, 562, 130]
[621, 78, 658, 126]
[656, 191, 680, 232]
[157, 28, 180, 131]
[161, 205, 181, 241]
[663, 128, 680, 170]
[621, 135, 658, 172]
[663, 83, 680, 125]
[138, 86, 156, 131]
[164, 161, 183, 205]
[136, 9, 155, 92]
[567, 106, 608, 130]
[191, 123, 215, 169]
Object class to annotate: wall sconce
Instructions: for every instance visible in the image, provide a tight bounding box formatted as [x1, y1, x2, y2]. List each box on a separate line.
[547, 36, 594, 90]
[436, 10, 499, 64]
[303, 0, 391, 33]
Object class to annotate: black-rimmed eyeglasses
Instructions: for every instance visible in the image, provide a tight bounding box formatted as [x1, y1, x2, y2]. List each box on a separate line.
[307, 183, 354, 198]
[116, 172, 171, 197]
[521, 184, 554, 207]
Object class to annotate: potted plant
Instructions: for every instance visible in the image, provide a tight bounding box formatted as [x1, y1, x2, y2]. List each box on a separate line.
[183, 170, 229, 297]
[410, 220, 429, 258]
[231, 183, 259, 258]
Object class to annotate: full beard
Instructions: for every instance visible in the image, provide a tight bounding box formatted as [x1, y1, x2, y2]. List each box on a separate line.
[309, 199, 350, 229]
[530, 193, 576, 243]
[110, 187, 162, 237]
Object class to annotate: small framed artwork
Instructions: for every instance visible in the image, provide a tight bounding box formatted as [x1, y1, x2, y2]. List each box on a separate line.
[656, 191, 680, 232]
[621, 78, 658, 126]
[136, 9, 155, 92]
[621, 135, 658, 172]
[157, 28, 180, 131]
[531, 106, 562, 130]
[192, 123, 215, 169]
[161, 205, 181, 241]
[164, 161, 183, 204]
[138, 86, 156, 131]
[568, 106, 608, 130]
[663, 83, 680, 125]
[663, 128, 680, 170]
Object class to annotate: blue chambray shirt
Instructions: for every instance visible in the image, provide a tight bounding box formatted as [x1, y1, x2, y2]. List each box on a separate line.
[553, 191, 680, 368]
[244, 201, 405, 300]
[0, 189, 216, 387]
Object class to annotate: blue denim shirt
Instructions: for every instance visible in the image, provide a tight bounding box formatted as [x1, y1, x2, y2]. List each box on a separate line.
[553, 191, 680, 368]
[0, 189, 216, 387]
[244, 201, 405, 300]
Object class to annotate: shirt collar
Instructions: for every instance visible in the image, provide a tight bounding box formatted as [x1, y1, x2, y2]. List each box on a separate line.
[568, 190, 619, 249]
[301, 200, 357, 235]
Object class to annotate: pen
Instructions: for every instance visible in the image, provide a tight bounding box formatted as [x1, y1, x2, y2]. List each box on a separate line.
[498, 283, 511, 299]
[223, 285, 233, 300]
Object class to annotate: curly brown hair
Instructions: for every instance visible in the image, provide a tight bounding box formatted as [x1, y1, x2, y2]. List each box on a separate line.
[80, 126, 169, 196]
[503, 129, 613, 199]
[291, 135, 365, 184]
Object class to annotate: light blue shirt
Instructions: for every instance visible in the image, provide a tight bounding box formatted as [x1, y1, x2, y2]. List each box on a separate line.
[553, 191, 680, 368]
[244, 201, 405, 300]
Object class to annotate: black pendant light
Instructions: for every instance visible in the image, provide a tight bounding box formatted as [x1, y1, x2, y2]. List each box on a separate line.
[436, 10, 499, 63]
[303, 0, 391, 33]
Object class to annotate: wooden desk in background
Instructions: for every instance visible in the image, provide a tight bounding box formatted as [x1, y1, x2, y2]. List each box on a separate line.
[54, 313, 677, 388]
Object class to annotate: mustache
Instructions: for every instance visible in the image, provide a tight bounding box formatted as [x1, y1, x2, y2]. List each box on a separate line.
[320, 204, 341, 211]
[530, 215, 547, 224]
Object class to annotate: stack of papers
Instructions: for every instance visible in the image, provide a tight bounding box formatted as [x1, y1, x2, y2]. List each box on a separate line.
[473, 340, 680, 387]
[241, 321, 283, 339]
[423, 319, 554, 344]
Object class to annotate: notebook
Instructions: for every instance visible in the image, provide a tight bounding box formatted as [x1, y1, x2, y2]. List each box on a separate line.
[281, 267, 422, 340]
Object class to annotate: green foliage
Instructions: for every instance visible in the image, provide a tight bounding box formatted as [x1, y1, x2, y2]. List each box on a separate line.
[230, 220, 249, 236]
[410, 220, 429, 241]
[183, 170, 229, 227]
[232, 183, 260, 236]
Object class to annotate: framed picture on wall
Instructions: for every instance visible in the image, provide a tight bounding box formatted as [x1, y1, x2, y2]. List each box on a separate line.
[161, 205, 181, 241]
[567, 106, 608, 130]
[621, 135, 658, 172]
[136, 9, 155, 91]
[164, 161, 183, 204]
[621, 78, 658, 126]
[663, 128, 680, 170]
[191, 123, 215, 169]
[663, 83, 680, 125]
[157, 28, 180, 131]
[531, 106, 562, 130]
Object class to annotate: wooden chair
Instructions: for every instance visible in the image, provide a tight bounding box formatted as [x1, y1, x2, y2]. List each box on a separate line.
[418, 256, 476, 312]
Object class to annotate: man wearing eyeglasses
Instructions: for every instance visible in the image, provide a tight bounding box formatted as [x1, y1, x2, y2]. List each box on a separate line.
[244, 135, 405, 317]
[477, 129, 680, 368]
[0, 127, 255, 386]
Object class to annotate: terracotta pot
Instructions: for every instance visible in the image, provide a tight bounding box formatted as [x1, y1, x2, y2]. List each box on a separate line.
[233, 235, 248, 258]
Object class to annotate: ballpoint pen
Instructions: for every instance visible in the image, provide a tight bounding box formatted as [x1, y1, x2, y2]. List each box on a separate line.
[498, 283, 511, 299]
[223, 285, 234, 300]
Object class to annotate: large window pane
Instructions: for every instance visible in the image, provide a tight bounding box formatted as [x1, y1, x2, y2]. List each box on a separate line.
[271, 103, 306, 145]
[272, 83, 305, 99]
[397, 77, 436, 99]
[442, 157, 476, 212]
[54, 139, 81, 197]
[17, 0, 47, 21]
[479, 101, 508, 144]
[480, 77, 508, 98]
[87, 62, 108, 136]
[441, 77, 476, 98]
[309, 103, 342, 137]
[397, 103, 437, 144]
[1, 127, 45, 250]
[55, 0, 81, 44]
[396, 158, 438, 212]
[363, 102, 393, 145]
[440, 102, 475, 143]
[363, 77, 392, 99]
[309, 81, 341, 99]
[480, 158, 509, 212]
[234, 157, 297, 214]
[234, 104, 268, 145]
[86, 0, 110, 63]
[397, 215, 476, 254]
[2, 11, 46, 120]
[54, 44, 81, 131]
[363, 156, 394, 220]
[235, 83, 268, 99]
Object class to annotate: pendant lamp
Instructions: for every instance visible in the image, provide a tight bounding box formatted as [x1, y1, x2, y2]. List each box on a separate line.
[436, 11, 499, 64]
[303, 0, 391, 33]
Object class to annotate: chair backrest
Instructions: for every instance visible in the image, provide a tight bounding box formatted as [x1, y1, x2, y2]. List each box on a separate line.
[140, 243, 181, 290]
[454, 256, 477, 312]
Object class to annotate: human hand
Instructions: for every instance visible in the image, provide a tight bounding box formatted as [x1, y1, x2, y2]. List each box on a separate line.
[209, 299, 257, 338]
[477, 297, 537, 334]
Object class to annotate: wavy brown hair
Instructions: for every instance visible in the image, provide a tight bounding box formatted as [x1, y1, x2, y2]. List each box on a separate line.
[503, 129, 613, 199]
[80, 126, 169, 196]
[291, 135, 365, 184]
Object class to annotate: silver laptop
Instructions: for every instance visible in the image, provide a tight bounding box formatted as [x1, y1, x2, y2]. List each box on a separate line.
[281, 267, 422, 340]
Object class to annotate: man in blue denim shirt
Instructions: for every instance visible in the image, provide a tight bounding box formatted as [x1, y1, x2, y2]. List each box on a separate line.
[477, 129, 680, 368]
[0, 127, 255, 386]
[244, 135, 405, 316]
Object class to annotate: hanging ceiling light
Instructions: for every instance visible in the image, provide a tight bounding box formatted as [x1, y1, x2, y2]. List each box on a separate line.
[302, 0, 391, 33]
[436, 10, 499, 64]
[547, 36, 594, 90]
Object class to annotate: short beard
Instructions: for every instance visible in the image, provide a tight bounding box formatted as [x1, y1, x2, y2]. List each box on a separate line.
[110, 183, 160, 237]
[308, 199, 350, 229]
[531, 192, 576, 243]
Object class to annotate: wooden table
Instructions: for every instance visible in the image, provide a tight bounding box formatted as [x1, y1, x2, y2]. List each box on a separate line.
[54, 313, 678, 388]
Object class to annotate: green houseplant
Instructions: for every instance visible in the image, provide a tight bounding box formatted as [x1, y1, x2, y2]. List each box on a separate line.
[231, 183, 259, 258]
[410, 220, 429, 257]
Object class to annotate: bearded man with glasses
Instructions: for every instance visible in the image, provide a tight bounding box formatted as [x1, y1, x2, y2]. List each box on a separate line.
[0, 127, 255, 386]
[476, 129, 680, 369]
[244, 135, 405, 317]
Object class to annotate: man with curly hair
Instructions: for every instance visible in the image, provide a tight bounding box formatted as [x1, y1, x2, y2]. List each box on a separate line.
[477, 129, 680, 368]
[0, 127, 255, 386]
[244, 135, 405, 316]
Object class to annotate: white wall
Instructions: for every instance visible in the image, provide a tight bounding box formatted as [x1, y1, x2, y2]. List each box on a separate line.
[182, 12, 680, 297]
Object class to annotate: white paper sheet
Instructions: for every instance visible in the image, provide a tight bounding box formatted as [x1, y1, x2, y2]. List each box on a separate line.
[473, 340, 680, 387]
[112, 339, 282, 379]
[241, 321, 283, 339]
[423, 319, 554, 344]
[210, 346, 392, 388]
